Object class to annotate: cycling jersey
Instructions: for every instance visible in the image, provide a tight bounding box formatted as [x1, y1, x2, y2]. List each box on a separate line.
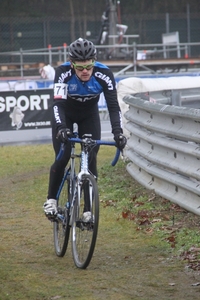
[52, 61, 123, 135]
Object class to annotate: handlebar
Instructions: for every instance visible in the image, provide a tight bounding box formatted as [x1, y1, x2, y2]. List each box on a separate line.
[111, 147, 121, 166]
[56, 143, 65, 160]
[56, 137, 121, 166]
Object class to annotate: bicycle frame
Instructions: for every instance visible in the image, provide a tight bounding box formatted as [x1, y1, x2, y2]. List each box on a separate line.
[56, 139, 78, 224]
[54, 133, 120, 268]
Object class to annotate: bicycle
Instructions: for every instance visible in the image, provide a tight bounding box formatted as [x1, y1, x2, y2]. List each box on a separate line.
[53, 133, 120, 269]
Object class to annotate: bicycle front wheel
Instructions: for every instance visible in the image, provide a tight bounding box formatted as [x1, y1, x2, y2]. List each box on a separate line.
[71, 174, 99, 269]
[53, 175, 70, 257]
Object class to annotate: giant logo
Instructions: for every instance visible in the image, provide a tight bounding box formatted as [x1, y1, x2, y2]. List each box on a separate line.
[95, 72, 113, 90]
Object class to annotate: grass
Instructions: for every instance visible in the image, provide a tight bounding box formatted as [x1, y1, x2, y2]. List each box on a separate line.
[98, 150, 200, 258]
[0, 144, 200, 300]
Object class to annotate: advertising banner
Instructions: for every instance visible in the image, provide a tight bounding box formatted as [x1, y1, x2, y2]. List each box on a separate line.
[0, 89, 53, 131]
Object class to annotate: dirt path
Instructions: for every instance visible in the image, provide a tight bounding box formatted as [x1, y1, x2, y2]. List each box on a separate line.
[1, 193, 200, 300]
[1, 146, 200, 299]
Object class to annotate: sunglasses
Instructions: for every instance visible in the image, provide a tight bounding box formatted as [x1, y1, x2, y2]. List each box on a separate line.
[72, 62, 94, 71]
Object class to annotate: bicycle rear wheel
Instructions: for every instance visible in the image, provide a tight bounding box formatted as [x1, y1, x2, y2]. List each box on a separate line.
[71, 174, 99, 269]
[53, 174, 70, 257]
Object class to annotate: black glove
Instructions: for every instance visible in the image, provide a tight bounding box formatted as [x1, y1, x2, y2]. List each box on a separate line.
[57, 128, 72, 143]
[114, 133, 127, 151]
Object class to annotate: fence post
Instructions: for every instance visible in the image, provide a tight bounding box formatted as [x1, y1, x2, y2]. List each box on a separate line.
[48, 44, 52, 65]
[58, 46, 61, 61]
[187, 4, 191, 57]
[20, 48, 23, 77]
[63, 43, 67, 62]
[184, 45, 188, 58]
[133, 42, 137, 75]
[165, 13, 170, 33]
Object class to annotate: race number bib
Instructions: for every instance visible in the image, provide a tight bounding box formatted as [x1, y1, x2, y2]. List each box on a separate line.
[54, 83, 68, 99]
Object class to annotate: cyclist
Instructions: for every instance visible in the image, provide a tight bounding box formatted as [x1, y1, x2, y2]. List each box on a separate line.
[43, 37, 127, 219]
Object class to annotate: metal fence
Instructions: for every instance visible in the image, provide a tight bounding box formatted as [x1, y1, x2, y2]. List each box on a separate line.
[1, 41, 200, 78]
[0, 12, 200, 54]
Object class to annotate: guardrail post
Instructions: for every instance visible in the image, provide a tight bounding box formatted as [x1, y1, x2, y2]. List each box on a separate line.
[171, 90, 181, 106]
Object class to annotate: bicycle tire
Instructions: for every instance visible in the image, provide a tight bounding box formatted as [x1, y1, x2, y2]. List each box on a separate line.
[53, 174, 71, 257]
[71, 174, 99, 269]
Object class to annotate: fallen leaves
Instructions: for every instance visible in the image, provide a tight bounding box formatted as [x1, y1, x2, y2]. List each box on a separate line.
[120, 195, 199, 254]
[138, 218, 151, 226]
[180, 247, 200, 271]
[164, 235, 176, 248]
[101, 199, 117, 207]
[122, 211, 136, 220]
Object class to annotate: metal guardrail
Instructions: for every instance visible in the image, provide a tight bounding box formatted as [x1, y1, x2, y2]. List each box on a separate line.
[149, 87, 200, 108]
[123, 95, 200, 216]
